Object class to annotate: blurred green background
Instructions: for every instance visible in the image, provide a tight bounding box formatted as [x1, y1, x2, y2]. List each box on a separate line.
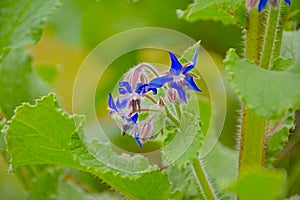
[1, 0, 299, 199]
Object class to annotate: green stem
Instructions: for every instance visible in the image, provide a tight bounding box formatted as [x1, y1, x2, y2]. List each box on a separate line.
[273, 1, 289, 59]
[260, 7, 280, 69]
[192, 158, 217, 200]
[239, 9, 268, 175]
[239, 108, 266, 174]
[245, 9, 266, 63]
[175, 104, 182, 120]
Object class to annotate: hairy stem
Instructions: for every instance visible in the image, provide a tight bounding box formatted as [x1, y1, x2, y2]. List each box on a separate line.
[192, 158, 217, 200]
[260, 7, 280, 69]
[239, 9, 268, 175]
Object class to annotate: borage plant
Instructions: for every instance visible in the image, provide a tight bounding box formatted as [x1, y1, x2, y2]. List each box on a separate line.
[0, 0, 300, 199]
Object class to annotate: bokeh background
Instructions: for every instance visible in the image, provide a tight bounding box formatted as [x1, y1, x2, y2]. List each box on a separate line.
[1, 0, 299, 199]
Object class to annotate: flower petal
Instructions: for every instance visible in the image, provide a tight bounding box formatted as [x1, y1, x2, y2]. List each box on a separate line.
[148, 75, 173, 89]
[182, 48, 199, 74]
[135, 82, 147, 94]
[258, 0, 268, 12]
[170, 82, 187, 103]
[168, 51, 182, 75]
[108, 93, 117, 112]
[116, 98, 129, 110]
[118, 87, 127, 95]
[119, 81, 133, 93]
[192, 47, 199, 66]
[284, 0, 290, 5]
[130, 113, 138, 124]
[134, 132, 143, 148]
[185, 75, 202, 92]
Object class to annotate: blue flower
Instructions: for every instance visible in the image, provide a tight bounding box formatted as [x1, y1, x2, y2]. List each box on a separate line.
[147, 48, 202, 103]
[251, 0, 291, 12]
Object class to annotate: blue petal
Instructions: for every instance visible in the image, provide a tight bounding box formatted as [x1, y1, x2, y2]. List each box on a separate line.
[258, 0, 268, 12]
[182, 64, 194, 74]
[116, 98, 129, 110]
[131, 113, 138, 124]
[134, 132, 143, 148]
[135, 83, 147, 94]
[118, 87, 127, 95]
[192, 48, 199, 66]
[170, 82, 187, 103]
[185, 75, 202, 92]
[284, 0, 290, 5]
[168, 51, 182, 75]
[119, 81, 133, 93]
[148, 75, 173, 89]
[108, 94, 117, 112]
[182, 48, 199, 74]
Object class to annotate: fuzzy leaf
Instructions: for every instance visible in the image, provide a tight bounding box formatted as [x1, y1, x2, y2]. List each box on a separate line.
[168, 166, 192, 200]
[224, 49, 300, 119]
[35, 63, 59, 84]
[177, 0, 245, 27]
[162, 109, 204, 168]
[5, 93, 171, 200]
[231, 168, 286, 200]
[0, 49, 50, 118]
[0, 0, 62, 57]
[286, 195, 300, 200]
[281, 30, 300, 74]
[267, 111, 295, 165]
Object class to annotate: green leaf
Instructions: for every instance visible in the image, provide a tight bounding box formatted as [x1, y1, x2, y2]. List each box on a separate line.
[281, 30, 300, 73]
[267, 111, 295, 165]
[177, 0, 245, 27]
[224, 49, 300, 119]
[5, 93, 171, 200]
[0, 0, 62, 57]
[230, 168, 286, 200]
[57, 181, 121, 200]
[167, 166, 192, 200]
[204, 142, 238, 194]
[286, 195, 300, 200]
[162, 109, 204, 168]
[26, 167, 63, 200]
[0, 49, 50, 118]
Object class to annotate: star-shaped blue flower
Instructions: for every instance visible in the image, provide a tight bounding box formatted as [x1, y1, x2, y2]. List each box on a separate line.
[253, 0, 291, 12]
[147, 48, 202, 103]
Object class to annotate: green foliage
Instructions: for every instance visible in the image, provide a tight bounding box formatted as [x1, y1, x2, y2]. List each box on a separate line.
[0, 0, 62, 58]
[0, 49, 50, 118]
[5, 93, 172, 200]
[26, 167, 63, 200]
[231, 168, 286, 200]
[281, 30, 300, 73]
[224, 49, 300, 119]
[177, 0, 245, 27]
[267, 111, 295, 165]
[162, 110, 204, 168]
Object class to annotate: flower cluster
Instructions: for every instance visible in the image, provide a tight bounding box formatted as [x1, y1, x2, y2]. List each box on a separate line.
[247, 0, 291, 12]
[108, 49, 202, 148]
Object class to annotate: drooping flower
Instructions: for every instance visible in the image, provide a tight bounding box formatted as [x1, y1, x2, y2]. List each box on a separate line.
[147, 48, 202, 103]
[247, 0, 291, 12]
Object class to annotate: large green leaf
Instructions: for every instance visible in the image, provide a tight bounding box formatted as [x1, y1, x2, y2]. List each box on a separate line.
[177, 0, 245, 27]
[0, 0, 62, 58]
[0, 49, 50, 118]
[5, 93, 171, 200]
[224, 49, 300, 119]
